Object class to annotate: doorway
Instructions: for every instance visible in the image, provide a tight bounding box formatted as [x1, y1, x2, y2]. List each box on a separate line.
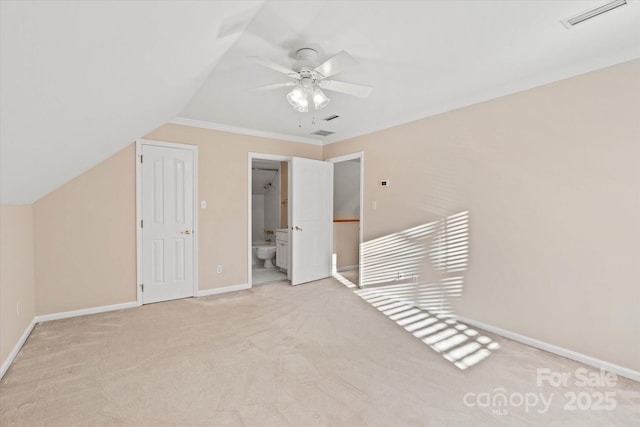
[327, 152, 364, 288]
[251, 158, 288, 285]
[248, 153, 334, 287]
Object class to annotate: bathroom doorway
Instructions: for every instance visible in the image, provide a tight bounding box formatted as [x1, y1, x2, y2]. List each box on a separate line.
[248, 153, 336, 288]
[250, 157, 289, 285]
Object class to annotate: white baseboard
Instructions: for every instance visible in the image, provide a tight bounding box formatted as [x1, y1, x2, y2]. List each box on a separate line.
[197, 283, 250, 297]
[337, 265, 359, 272]
[1, 318, 36, 380]
[455, 315, 640, 383]
[35, 301, 139, 323]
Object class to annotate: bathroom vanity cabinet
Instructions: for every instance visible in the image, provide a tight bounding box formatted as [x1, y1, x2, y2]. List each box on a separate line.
[275, 229, 289, 272]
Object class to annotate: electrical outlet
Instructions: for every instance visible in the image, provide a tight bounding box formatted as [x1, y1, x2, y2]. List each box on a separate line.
[216, 265, 222, 274]
[201, 200, 207, 209]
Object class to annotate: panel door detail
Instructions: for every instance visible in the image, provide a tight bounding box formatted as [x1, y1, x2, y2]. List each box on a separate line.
[141, 145, 194, 303]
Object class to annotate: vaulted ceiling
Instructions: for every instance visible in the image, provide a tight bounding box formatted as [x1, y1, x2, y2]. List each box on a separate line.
[2, 1, 639, 204]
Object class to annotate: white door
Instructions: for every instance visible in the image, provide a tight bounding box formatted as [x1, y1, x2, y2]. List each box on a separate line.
[290, 157, 333, 285]
[141, 145, 195, 303]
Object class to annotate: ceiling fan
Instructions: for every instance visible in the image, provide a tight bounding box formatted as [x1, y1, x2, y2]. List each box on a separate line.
[253, 48, 373, 113]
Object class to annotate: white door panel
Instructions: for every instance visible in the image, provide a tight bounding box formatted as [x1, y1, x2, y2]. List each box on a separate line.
[142, 145, 194, 303]
[291, 157, 333, 285]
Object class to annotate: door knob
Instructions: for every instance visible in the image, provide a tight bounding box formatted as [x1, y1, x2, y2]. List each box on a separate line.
[294, 226, 303, 231]
[181, 230, 192, 235]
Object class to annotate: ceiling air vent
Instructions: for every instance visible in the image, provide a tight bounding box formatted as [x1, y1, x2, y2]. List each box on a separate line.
[323, 114, 340, 121]
[311, 130, 335, 136]
[561, 0, 628, 28]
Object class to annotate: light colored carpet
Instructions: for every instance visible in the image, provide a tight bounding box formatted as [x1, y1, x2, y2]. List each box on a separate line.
[1, 278, 638, 426]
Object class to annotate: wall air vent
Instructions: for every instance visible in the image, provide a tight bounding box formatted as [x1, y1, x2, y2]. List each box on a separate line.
[311, 130, 335, 136]
[323, 115, 340, 121]
[561, 0, 628, 28]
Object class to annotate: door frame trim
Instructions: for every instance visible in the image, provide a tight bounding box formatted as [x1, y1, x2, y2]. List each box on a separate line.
[326, 152, 364, 288]
[136, 139, 199, 305]
[248, 152, 292, 287]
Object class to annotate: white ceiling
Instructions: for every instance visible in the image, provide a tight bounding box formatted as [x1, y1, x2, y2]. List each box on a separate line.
[0, 0, 264, 203]
[1, 1, 639, 204]
[182, 0, 640, 143]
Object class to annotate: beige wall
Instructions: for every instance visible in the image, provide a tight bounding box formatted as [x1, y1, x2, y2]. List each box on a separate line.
[33, 145, 137, 315]
[144, 124, 322, 290]
[333, 222, 359, 269]
[324, 59, 640, 371]
[0, 205, 36, 365]
[30, 125, 321, 314]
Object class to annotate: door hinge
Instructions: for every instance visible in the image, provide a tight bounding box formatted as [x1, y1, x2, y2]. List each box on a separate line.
[141, 219, 143, 228]
[140, 283, 144, 292]
[140, 155, 143, 163]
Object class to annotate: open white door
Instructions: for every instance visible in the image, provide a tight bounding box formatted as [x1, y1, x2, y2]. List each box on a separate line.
[290, 157, 333, 285]
[141, 144, 195, 303]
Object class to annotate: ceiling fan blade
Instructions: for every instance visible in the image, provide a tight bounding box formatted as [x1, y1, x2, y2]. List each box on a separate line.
[253, 82, 296, 91]
[314, 51, 357, 78]
[251, 56, 298, 76]
[319, 80, 373, 98]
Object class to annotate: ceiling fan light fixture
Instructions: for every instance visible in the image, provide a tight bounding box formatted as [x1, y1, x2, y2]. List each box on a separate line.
[286, 85, 304, 105]
[292, 99, 309, 113]
[287, 85, 309, 112]
[287, 82, 329, 112]
[313, 87, 330, 109]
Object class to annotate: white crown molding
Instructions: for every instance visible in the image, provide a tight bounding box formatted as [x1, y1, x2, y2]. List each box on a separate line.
[455, 315, 640, 383]
[169, 117, 323, 146]
[197, 283, 251, 297]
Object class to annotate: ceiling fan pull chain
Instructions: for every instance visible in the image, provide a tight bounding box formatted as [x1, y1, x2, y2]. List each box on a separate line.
[298, 113, 302, 128]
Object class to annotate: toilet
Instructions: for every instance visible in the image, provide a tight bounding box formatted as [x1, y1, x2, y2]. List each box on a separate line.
[256, 245, 277, 268]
